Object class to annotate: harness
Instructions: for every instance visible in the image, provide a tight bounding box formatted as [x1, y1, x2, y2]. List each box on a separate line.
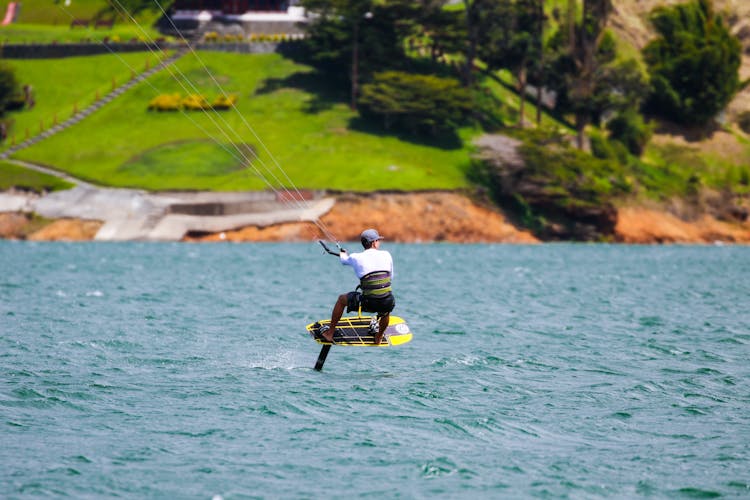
[359, 271, 393, 299]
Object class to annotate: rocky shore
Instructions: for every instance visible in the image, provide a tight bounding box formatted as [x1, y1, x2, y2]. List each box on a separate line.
[2, 190, 750, 243]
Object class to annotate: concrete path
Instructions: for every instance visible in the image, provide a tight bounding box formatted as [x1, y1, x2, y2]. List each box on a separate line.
[0, 186, 334, 241]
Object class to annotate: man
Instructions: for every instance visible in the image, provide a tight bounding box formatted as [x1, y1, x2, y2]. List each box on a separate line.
[321, 228, 395, 344]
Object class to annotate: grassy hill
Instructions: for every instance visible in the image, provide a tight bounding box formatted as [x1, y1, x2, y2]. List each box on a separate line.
[0, 0, 748, 206]
[5, 51, 477, 191]
[0, 0, 164, 43]
[4, 51, 165, 142]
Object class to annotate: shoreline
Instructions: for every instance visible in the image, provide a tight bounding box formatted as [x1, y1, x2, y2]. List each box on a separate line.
[2, 190, 750, 244]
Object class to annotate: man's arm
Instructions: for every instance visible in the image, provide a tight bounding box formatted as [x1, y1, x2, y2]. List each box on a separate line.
[340, 249, 352, 266]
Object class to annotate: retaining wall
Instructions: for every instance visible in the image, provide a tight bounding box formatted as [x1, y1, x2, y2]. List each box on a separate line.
[0, 40, 302, 58]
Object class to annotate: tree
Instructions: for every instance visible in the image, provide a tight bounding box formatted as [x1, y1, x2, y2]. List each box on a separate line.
[545, 0, 648, 149]
[411, 0, 464, 64]
[459, 0, 490, 87]
[479, 0, 545, 127]
[358, 71, 473, 135]
[0, 63, 19, 115]
[643, 0, 742, 126]
[301, 0, 418, 109]
[567, 0, 612, 149]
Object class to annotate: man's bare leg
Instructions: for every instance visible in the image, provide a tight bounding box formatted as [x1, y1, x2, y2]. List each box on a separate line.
[323, 294, 348, 342]
[375, 313, 390, 344]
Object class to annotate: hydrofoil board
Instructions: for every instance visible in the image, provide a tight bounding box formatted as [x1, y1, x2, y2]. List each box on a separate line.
[306, 315, 413, 346]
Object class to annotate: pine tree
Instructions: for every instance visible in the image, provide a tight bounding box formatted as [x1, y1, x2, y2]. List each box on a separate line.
[643, 0, 741, 126]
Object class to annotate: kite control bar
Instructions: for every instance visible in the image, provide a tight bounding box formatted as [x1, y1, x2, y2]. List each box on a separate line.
[319, 240, 345, 256]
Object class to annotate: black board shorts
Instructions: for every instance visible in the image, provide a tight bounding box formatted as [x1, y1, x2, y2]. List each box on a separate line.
[347, 291, 395, 314]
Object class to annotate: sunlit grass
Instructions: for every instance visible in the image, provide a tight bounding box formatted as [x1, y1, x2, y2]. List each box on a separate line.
[13, 52, 476, 191]
[3, 51, 166, 146]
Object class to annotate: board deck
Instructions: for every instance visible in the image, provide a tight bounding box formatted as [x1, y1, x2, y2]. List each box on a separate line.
[306, 315, 413, 347]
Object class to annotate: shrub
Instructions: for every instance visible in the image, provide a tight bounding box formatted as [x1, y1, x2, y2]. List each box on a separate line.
[147, 93, 181, 111]
[590, 130, 628, 164]
[359, 71, 472, 136]
[475, 128, 633, 240]
[738, 110, 750, 134]
[212, 94, 237, 110]
[182, 94, 211, 110]
[0, 62, 19, 114]
[606, 108, 653, 156]
[643, 0, 742, 125]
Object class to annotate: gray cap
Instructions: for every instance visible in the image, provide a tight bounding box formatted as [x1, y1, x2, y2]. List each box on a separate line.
[360, 228, 383, 243]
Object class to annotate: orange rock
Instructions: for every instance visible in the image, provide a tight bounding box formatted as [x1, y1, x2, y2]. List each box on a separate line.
[0, 213, 30, 238]
[185, 192, 539, 244]
[28, 219, 103, 241]
[615, 207, 750, 244]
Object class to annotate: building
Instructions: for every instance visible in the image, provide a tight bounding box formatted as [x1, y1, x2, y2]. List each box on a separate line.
[159, 0, 306, 37]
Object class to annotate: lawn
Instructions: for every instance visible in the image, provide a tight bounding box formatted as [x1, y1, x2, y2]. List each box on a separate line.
[0, 22, 166, 44]
[12, 51, 476, 191]
[2, 51, 166, 146]
[0, 160, 73, 192]
[0, 0, 161, 26]
[0, 0, 165, 43]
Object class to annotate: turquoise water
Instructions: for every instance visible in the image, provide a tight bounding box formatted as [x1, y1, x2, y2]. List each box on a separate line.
[1, 242, 749, 498]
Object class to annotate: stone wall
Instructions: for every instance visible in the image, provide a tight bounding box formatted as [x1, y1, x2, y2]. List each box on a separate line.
[0, 42, 172, 59]
[0, 40, 302, 58]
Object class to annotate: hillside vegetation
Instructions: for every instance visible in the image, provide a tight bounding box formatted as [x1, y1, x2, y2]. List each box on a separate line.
[0, 0, 748, 241]
[7, 52, 475, 191]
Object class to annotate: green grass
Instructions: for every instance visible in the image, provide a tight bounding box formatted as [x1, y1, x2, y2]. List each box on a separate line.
[0, 23, 166, 44]
[643, 141, 750, 197]
[0, 160, 73, 192]
[2, 51, 166, 146]
[0, 0, 166, 43]
[0, 0, 161, 26]
[13, 51, 475, 191]
[485, 69, 574, 131]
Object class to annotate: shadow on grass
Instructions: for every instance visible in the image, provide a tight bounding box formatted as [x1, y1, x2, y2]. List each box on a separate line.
[254, 69, 349, 114]
[481, 69, 575, 130]
[650, 117, 724, 143]
[347, 116, 464, 150]
[269, 43, 465, 149]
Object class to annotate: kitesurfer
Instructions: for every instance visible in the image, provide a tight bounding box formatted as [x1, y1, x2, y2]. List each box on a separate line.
[321, 228, 395, 344]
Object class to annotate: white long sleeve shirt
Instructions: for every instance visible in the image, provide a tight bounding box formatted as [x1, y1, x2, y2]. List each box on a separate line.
[340, 248, 394, 280]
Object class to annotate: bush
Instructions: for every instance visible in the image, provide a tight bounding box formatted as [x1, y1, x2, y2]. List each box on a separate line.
[643, 0, 742, 125]
[359, 71, 473, 136]
[147, 93, 181, 111]
[0, 62, 19, 115]
[590, 130, 629, 164]
[738, 110, 750, 134]
[212, 94, 237, 110]
[606, 108, 653, 156]
[148, 94, 237, 112]
[182, 94, 211, 110]
[475, 128, 633, 240]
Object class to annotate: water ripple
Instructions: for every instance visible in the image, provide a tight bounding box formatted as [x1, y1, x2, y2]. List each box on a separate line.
[1, 242, 749, 497]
